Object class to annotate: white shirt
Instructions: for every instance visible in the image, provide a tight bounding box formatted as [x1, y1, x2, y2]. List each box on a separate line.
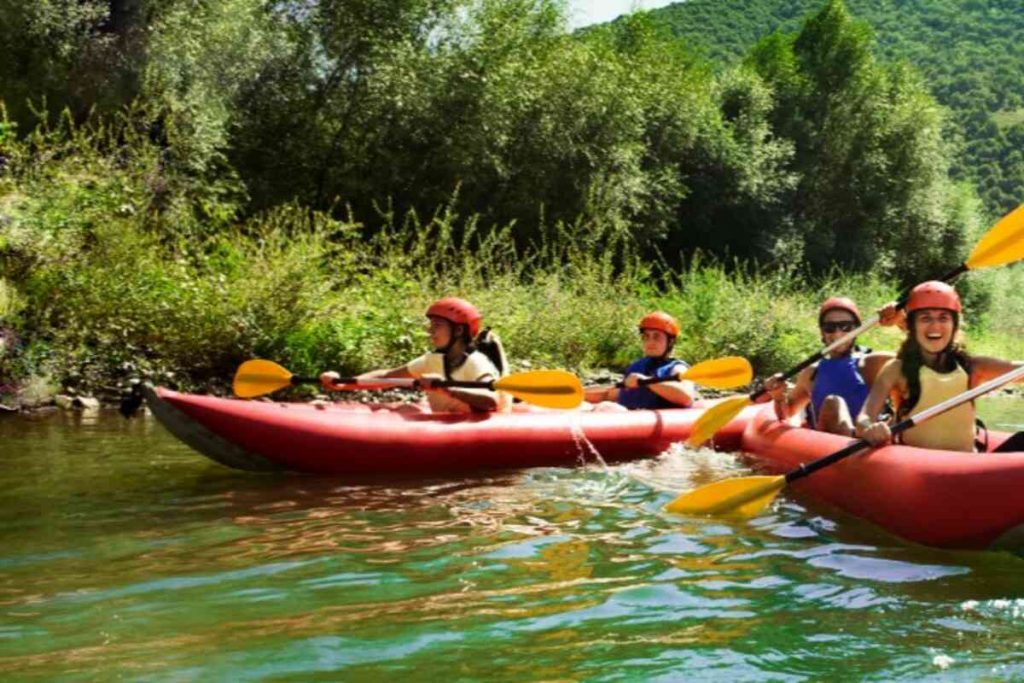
[406, 351, 507, 413]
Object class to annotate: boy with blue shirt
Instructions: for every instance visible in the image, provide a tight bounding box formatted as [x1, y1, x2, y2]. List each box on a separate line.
[584, 312, 697, 410]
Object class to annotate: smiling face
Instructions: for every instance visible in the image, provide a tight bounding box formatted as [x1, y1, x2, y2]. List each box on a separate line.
[640, 328, 670, 357]
[912, 308, 956, 357]
[820, 309, 859, 355]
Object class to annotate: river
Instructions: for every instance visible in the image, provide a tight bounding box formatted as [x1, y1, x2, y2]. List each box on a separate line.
[2, 400, 1023, 680]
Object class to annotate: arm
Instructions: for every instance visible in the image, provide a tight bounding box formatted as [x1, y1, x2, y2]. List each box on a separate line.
[764, 368, 812, 420]
[646, 379, 696, 408]
[621, 365, 697, 408]
[320, 365, 412, 390]
[427, 377, 500, 412]
[860, 352, 896, 385]
[358, 366, 414, 380]
[584, 385, 619, 404]
[970, 356, 1024, 386]
[855, 358, 902, 445]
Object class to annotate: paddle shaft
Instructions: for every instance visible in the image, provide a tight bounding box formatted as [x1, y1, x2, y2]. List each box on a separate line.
[621, 376, 681, 388]
[299, 376, 502, 390]
[784, 363, 1024, 484]
[750, 263, 971, 403]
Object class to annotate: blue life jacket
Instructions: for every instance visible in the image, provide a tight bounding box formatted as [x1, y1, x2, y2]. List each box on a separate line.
[617, 357, 689, 410]
[808, 352, 869, 425]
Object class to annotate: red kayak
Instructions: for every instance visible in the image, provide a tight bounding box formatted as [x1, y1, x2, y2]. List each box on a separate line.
[741, 405, 1024, 551]
[144, 385, 756, 475]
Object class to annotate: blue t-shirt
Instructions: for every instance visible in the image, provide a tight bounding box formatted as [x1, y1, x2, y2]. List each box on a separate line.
[617, 357, 690, 410]
[808, 353, 869, 424]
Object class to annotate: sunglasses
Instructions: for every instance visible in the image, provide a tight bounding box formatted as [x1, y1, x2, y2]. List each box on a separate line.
[820, 321, 857, 333]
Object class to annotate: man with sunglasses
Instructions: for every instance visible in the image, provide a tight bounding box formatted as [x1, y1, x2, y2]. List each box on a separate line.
[764, 297, 894, 435]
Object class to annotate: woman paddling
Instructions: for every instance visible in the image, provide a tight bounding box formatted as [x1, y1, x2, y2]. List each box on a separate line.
[584, 311, 697, 410]
[857, 281, 1024, 452]
[320, 297, 509, 413]
[764, 297, 895, 435]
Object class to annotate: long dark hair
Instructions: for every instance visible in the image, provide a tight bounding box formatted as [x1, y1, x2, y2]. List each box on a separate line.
[896, 311, 971, 417]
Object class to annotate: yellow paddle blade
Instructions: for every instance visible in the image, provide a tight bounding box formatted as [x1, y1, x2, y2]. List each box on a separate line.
[494, 369, 584, 409]
[680, 356, 753, 389]
[966, 204, 1024, 269]
[685, 395, 752, 447]
[233, 359, 294, 398]
[665, 475, 786, 518]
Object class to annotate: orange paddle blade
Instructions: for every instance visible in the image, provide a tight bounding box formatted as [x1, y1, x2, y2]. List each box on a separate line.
[685, 395, 752, 447]
[495, 370, 584, 409]
[680, 356, 753, 389]
[665, 475, 786, 518]
[233, 359, 293, 398]
[966, 204, 1024, 269]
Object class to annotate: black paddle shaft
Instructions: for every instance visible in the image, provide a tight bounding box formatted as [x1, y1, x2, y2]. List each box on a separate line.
[783, 419, 916, 484]
[309, 376, 497, 390]
[616, 376, 679, 388]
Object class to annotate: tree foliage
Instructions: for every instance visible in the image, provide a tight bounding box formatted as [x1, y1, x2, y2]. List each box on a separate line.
[0, 0, 982, 285]
[650, 0, 1024, 216]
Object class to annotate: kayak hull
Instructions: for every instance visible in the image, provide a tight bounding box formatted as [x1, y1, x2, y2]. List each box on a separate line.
[740, 405, 1024, 551]
[145, 385, 756, 476]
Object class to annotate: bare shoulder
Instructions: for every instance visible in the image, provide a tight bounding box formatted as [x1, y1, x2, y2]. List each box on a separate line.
[877, 357, 904, 383]
[861, 351, 896, 384]
[862, 351, 895, 368]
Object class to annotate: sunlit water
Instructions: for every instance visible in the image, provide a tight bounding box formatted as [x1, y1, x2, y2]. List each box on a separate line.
[3, 400, 1024, 680]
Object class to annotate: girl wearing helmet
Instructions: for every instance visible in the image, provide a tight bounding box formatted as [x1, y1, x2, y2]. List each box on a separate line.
[764, 297, 896, 435]
[857, 281, 1024, 452]
[584, 311, 697, 410]
[320, 297, 507, 413]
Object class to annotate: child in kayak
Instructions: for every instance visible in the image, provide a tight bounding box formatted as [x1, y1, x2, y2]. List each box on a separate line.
[584, 311, 697, 410]
[857, 281, 1024, 452]
[764, 297, 895, 435]
[320, 297, 508, 413]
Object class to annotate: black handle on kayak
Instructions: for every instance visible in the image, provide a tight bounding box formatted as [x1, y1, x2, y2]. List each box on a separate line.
[316, 376, 496, 390]
[435, 379, 496, 389]
[783, 418, 917, 484]
[616, 376, 680, 389]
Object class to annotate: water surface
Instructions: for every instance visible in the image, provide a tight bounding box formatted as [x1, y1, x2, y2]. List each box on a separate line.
[2, 400, 1024, 680]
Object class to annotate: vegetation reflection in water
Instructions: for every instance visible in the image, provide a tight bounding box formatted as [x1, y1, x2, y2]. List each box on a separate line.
[1, 401, 1024, 680]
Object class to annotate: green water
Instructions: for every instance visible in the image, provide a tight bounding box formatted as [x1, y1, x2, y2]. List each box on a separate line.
[3, 401, 1024, 680]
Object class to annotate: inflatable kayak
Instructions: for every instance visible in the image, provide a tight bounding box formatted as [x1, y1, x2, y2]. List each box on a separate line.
[741, 405, 1024, 551]
[143, 385, 756, 475]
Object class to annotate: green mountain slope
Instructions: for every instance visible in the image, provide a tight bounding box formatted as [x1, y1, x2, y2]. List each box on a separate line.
[647, 0, 1024, 214]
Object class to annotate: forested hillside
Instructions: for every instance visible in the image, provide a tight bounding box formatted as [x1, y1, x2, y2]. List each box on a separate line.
[648, 0, 1024, 214]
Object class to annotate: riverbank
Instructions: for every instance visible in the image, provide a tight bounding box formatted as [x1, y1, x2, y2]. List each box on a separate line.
[4, 199, 1024, 411]
[3, 121, 1023, 411]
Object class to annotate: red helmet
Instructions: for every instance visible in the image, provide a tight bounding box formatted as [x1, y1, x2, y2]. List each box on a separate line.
[906, 280, 961, 313]
[426, 297, 482, 337]
[819, 296, 861, 325]
[638, 311, 680, 337]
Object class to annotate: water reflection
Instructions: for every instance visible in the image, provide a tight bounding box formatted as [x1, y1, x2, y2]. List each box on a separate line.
[2, 403, 1024, 679]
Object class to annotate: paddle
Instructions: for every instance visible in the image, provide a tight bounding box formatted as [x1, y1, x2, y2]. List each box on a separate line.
[685, 203, 1024, 448]
[232, 359, 584, 409]
[585, 356, 753, 392]
[667, 363, 1024, 518]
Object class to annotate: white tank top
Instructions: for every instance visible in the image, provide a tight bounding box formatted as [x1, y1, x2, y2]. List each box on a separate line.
[902, 364, 975, 452]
